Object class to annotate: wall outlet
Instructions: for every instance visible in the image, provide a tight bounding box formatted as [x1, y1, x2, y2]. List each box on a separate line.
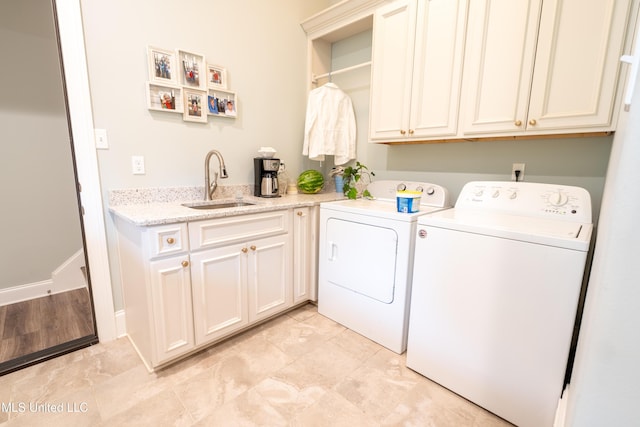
[95, 128, 109, 149]
[511, 163, 525, 181]
[132, 156, 145, 175]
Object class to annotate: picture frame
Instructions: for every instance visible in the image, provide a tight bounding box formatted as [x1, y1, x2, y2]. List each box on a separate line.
[146, 82, 182, 112]
[207, 89, 237, 118]
[183, 89, 207, 123]
[207, 64, 227, 89]
[147, 46, 177, 85]
[177, 50, 206, 89]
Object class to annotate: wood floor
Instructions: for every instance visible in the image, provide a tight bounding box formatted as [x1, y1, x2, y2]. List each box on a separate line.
[0, 288, 95, 364]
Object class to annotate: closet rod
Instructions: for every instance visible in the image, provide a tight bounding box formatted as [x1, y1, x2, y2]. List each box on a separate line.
[311, 61, 372, 84]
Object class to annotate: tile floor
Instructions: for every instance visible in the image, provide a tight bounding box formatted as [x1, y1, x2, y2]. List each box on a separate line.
[0, 304, 513, 426]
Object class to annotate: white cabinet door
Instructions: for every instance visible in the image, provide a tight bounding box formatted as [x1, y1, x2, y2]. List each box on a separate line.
[409, 0, 467, 138]
[148, 256, 194, 365]
[247, 234, 292, 322]
[292, 207, 311, 303]
[190, 242, 249, 346]
[461, 0, 541, 135]
[369, 0, 416, 141]
[462, 0, 630, 136]
[527, 0, 631, 132]
[370, 0, 468, 141]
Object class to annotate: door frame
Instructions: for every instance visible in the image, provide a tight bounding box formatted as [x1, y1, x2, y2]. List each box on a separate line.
[54, 0, 117, 341]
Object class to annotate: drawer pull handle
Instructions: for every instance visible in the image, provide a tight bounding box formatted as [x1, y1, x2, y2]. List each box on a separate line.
[400, 130, 406, 135]
[241, 247, 248, 253]
[250, 245, 257, 251]
[529, 119, 537, 126]
[181, 260, 189, 268]
[408, 129, 414, 135]
[166, 237, 175, 244]
[515, 120, 522, 127]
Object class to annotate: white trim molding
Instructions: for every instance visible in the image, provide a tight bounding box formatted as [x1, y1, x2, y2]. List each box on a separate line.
[55, 0, 117, 341]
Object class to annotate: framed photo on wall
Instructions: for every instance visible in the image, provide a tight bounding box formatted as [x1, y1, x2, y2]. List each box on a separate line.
[207, 64, 227, 89]
[208, 89, 237, 118]
[146, 82, 182, 112]
[178, 50, 206, 89]
[147, 46, 177, 85]
[183, 89, 207, 123]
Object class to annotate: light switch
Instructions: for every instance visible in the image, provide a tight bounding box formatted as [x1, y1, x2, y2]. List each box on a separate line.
[95, 129, 109, 149]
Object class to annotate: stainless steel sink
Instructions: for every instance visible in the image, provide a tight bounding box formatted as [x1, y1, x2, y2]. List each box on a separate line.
[182, 201, 255, 210]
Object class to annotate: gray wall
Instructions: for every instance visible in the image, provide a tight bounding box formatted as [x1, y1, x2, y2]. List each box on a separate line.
[80, 0, 611, 311]
[79, 0, 333, 310]
[0, 0, 83, 289]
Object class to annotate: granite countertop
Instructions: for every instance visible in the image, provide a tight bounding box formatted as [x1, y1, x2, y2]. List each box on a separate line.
[108, 185, 344, 226]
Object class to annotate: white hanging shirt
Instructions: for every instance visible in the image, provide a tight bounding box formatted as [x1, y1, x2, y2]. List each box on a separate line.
[302, 83, 356, 166]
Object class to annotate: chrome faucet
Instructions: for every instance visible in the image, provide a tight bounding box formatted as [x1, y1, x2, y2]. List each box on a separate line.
[204, 149, 228, 200]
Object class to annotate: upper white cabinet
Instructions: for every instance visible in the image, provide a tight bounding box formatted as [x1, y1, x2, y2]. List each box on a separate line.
[369, 0, 468, 141]
[461, 0, 632, 137]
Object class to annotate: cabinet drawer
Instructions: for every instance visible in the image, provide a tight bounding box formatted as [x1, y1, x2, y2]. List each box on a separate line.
[189, 211, 289, 251]
[146, 223, 189, 259]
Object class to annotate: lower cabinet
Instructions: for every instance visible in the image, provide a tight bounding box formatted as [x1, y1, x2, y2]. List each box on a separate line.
[148, 255, 195, 364]
[190, 233, 291, 346]
[292, 206, 319, 303]
[116, 208, 303, 370]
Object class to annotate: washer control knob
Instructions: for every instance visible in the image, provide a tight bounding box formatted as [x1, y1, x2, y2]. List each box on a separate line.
[475, 190, 484, 197]
[549, 191, 569, 207]
[426, 187, 435, 195]
[416, 186, 424, 193]
[397, 183, 407, 191]
[509, 191, 518, 199]
[492, 190, 500, 198]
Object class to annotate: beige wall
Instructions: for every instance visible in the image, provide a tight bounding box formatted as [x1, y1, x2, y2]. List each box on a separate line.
[80, 0, 333, 310]
[0, 0, 83, 289]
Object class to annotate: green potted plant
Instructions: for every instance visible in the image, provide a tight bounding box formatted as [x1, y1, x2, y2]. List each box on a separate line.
[342, 161, 375, 199]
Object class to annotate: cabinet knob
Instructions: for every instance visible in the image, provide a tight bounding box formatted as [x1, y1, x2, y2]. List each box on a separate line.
[166, 237, 175, 244]
[181, 260, 189, 267]
[408, 129, 414, 135]
[400, 130, 406, 135]
[529, 119, 537, 126]
[241, 247, 248, 253]
[515, 120, 522, 127]
[250, 245, 257, 251]
[297, 211, 303, 216]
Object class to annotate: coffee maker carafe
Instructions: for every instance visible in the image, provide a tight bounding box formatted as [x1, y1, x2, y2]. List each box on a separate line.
[254, 158, 281, 197]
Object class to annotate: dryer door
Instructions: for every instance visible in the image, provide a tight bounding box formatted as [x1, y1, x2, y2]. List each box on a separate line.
[324, 217, 398, 303]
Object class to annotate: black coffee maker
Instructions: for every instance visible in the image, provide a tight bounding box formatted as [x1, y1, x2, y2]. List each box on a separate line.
[254, 158, 281, 197]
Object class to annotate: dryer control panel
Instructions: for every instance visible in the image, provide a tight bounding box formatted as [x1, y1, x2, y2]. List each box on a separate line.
[456, 181, 592, 223]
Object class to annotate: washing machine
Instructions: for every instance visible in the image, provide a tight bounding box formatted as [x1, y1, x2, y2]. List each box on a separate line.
[406, 181, 593, 427]
[318, 180, 450, 354]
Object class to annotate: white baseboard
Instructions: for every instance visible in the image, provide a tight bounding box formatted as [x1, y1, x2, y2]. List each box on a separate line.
[115, 309, 127, 338]
[554, 385, 569, 427]
[0, 249, 86, 306]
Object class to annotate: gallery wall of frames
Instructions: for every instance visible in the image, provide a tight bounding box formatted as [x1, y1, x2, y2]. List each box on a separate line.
[145, 46, 237, 123]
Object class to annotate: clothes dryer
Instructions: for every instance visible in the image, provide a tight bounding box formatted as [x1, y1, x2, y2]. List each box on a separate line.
[318, 180, 450, 354]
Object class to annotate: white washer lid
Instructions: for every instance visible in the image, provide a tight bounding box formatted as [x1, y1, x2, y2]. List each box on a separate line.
[418, 209, 593, 251]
